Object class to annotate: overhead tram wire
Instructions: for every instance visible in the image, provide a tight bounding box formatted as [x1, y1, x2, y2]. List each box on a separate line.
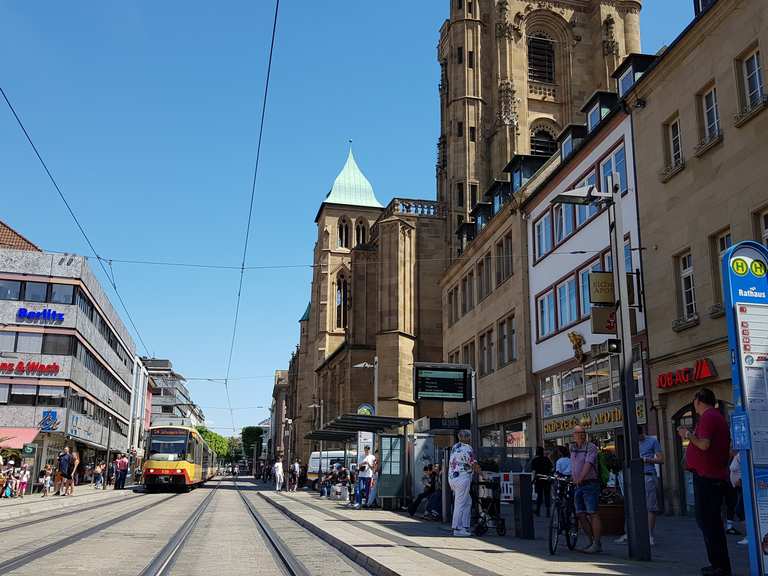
[0, 86, 153, 357]
[221, 0, 281, 434]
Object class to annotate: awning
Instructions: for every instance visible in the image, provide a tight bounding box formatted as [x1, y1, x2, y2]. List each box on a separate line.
[324, 414, 412, 434]
[304, 430, 356, 442]
[0, 428, 39, 449]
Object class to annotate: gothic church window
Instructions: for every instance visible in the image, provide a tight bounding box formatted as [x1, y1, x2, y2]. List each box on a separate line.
[336, 275, 349, 329]
[531, 129, 557, 157]
[355, 221, 367, 246]
[528, 34, 555, 84]
[337, 218, 350, 249]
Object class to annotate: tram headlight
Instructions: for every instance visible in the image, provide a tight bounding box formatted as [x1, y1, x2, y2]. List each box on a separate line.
[149, 469, 155, 473]
[176, 469, 182, 473]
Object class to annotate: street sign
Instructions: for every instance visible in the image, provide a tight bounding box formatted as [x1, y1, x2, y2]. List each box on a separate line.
[589, 272, 615, 304]
[413, 363, 470, 401]
[723, 240, 768, 576]
[591, 307, 618, 334]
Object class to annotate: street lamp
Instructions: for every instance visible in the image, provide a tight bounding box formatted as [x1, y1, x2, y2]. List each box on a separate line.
[551, 175, 650, 561]
[308, 400, 324, 478]
[352, 356, 379, 415]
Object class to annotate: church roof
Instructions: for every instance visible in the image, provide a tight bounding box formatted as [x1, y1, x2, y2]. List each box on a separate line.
[299, 302, 311, 322]
[324, 150, 382, 208]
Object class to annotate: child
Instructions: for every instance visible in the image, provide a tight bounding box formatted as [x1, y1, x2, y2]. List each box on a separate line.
[41, 464, 52, 497]
[17, 465, 29, 498]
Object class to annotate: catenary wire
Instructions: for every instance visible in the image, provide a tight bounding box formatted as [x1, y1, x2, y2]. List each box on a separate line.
[0, 86, 153, 357]
[221, 0, 281, 434]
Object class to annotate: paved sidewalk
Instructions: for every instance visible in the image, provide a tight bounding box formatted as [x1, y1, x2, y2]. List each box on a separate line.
[0, 485, 138, 521]
[259, 488, 750, 576]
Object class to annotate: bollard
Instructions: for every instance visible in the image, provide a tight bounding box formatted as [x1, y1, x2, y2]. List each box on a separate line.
[513, 473, 535, 539]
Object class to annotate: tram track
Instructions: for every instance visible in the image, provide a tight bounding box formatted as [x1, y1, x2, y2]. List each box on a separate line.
[0, 492, 181, 573]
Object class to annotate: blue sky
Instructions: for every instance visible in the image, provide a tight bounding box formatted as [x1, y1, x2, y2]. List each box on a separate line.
[0, 1, 694, 435]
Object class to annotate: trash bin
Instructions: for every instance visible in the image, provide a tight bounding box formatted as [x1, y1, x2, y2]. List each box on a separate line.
[512, 473, 535, 539]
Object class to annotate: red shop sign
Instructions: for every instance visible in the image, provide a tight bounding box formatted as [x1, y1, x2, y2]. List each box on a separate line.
[656, 358, 716, 389]
[0, 361, 60, 376]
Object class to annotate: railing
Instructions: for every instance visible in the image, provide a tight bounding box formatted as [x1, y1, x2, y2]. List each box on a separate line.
[370, 199, 446, 241]
[658, 158, 685, 183]
[735, 94, 768, 127]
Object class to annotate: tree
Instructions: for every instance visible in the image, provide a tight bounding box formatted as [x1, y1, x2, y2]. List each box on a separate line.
[196, 426, 228, 460]
[228, 435, 243, 462]
[241, 426, 264, 458]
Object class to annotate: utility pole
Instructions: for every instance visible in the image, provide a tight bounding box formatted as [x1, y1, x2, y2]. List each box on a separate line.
[104, 415, 112, 490]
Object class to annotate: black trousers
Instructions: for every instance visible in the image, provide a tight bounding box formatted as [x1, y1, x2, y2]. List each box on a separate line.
[535, 479, 551, 515]
[693, 474, 732, 573]
[408, 490, 432, 515]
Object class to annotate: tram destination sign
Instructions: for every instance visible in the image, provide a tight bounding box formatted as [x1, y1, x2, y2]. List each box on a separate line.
[413, 363, 470, 402]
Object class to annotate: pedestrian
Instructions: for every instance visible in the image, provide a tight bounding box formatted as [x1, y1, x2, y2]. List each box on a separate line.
[66, 451, 80, 496]
[41, 464, 52, 497]
[292, 459, 301, 492]
[115, 454, 128, 489]
[367, 449, 380, 508]
[571, 425, 602, 554]
[530, 447, 553, 517]
[93, 462, 103, 489]
[555, 445, 571, 476]
[725, 451, 744, 538]
[354, 445, 376, 509]
[57, 447, 72, 496]
[17, 464, 29, 498]
[729, 452, 748, 546]
[424, 463, 443, 520]
[615, 425, 664, 546]
[273, 458, 284, 491]
[448, 429, 478, 537]
[408, 464, 437, 516]
[677, 388, 732, 576]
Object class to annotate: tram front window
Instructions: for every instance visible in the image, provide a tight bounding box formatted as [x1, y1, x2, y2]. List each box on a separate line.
[148, 434, 190, 461]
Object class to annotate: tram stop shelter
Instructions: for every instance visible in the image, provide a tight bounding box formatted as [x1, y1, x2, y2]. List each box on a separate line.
[307, 414, 411, 508]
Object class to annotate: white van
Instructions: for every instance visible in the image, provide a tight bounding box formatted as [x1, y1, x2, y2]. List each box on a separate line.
[307, 450, 357, 490]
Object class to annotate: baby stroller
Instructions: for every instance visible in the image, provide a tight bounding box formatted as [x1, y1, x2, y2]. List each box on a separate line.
[472, 472, 507, 536]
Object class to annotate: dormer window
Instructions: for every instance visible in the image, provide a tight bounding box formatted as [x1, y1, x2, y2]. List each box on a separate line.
[587, 104, 602, 132]
[561, 134, 573, 160]
[619, 67, 635, 97]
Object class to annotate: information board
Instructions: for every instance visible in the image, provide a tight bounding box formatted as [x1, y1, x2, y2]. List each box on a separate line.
[414, 364, 470, 401]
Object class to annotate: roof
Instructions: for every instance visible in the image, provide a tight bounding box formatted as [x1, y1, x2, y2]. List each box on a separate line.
[0, 221, 40, 252]
[299, 302, 311, 322]
[324, 414, 412, 433]
[304, 430, 356, 442]
[0, 427, 39, 449]
[324, 149, 382, 209]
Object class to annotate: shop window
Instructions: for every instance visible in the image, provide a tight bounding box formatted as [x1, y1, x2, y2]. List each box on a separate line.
[42, 334, 73, 355]
[561, 369, 585, 413]
[0, 332, 15, 353]
[50, 284, 74, 305]
[10, 384, 37, 406]
[16, 333, 42, 354]
[541, 374, 562, 417]
[585, 359, 612, 407]
[24, 282, 47, 303]
[38, 386, 66, 407]
[0, 280, 20, 301]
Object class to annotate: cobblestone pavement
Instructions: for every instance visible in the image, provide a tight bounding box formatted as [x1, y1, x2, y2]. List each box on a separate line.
[259, 486, 752, 576]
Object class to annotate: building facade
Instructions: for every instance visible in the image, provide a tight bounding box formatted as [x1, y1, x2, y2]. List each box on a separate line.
[270, 369, 288, 460]
[0, 241, 135, 473]
[145, 358, 204, 427]
[627, 0, 768, 515]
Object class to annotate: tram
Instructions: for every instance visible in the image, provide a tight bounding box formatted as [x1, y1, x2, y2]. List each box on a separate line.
[143, 425, 217, 491]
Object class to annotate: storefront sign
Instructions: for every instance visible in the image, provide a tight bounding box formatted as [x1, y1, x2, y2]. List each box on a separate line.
[589, 272, 615, 304]
[357, 403, 375, 416]
[543, 401, 647, 440]
[722, 241, 768, 575]
[16, 308, 64, 323]
[39, 410, 60, 432]
[591, 307, 617, 335]
[413, 363, 470, 401]
[656, 358, 717, 389]
[0, 361, 60, 376]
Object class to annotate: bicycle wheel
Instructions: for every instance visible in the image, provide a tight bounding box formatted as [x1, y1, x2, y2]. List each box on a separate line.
[565, 504, 579, 550]
[548, 506, 560, 555]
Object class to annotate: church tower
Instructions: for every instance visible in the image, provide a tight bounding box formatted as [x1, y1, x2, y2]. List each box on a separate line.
[437, 0, 642, 258]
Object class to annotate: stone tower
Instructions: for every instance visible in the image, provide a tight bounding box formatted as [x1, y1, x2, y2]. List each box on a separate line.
[437, 0, 642, 258]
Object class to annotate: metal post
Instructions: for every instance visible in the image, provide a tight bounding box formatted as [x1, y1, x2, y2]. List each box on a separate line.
[103, 416, 112, 490]
[470, 369, 479, 452]
[442, 447, 450, 524]
[607, 176, 650, 560]
[373, 356, 379, 416]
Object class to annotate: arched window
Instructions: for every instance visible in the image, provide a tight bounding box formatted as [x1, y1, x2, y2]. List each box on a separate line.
[528, 33, 555, 84]
[355, 221, 367, 246]
[337, 218, 350, 249]
[531, 129, 557, 157]
[336, 275, 349, 329]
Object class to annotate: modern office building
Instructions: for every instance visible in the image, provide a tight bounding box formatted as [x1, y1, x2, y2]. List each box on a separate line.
[0, 222, 135, 473]
[144, 358, 204, 427]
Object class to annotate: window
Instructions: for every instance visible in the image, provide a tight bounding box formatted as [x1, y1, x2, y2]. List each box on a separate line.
[42, 334, 73, 355]
[497, 314, 517, 367]
[714, 230, 732, 301]
[470, 184, 478, 208]
[561, 369, 585, 413]
[24, 282, 47, 302]
[462, 340, 476, 370]
[0, 332, 14, 352]
[335, 275, 349, 329]
[469, 126, 477, 142]
[457, 182, 464, 207]
[456, 0, 462, 9]
[619, 67, 634, 97]
[668, 118, 683, 167]
[534, 213, 553, 260]
[537, 291, 556, 339]
[600, 145, 627, 195]
[579, 261, 602, 317]
[50, 284, 74, 305]
[451, 286, 460, 324]
[557, 277, 578, 328]
[16, 332, 42, 354]
[355, 221, 367, 246]
[457, 121, 464, 138]
[587, 104, 601, 132]
[702, 87, 720, 141]
[478, 252, 492, 300]
[467, 0, 473, 14]
[531, 130, 557, 157]
[467, 51, 475, 69]
[495, 233, 513, 283]
[479, 329, 494, 376]
[337, 219, 350, 249]
[528, 34, 554, 84]
[457, 47, 464, 65]
[575, 171, 598, 226]
[0, 280, 20, 301]
[680, 252, 697, 320]
[561, 134, 573, 159]
[760, 210, 768, 246]
[541, 375, 562, 417]
[466, 272, 475, 311]
[10, 385, 37, 406]
[743, 49, 765, 109]
[585, 359, 612, 407]
[0, 385, 8, 404]
[553, 204, 575, 244]
[38, 386, 66, 407]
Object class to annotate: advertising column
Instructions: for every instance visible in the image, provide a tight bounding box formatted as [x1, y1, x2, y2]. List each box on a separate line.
[723, 241, 768, 575]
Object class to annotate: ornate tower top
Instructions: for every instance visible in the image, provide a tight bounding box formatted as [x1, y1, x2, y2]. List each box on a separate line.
[324, 149, 382, 208]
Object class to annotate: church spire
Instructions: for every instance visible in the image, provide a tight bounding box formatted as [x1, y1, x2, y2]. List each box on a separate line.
[324, 149, 382, 208]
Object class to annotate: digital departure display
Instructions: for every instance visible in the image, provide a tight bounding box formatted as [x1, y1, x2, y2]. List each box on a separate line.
[414, 364, 470, 401]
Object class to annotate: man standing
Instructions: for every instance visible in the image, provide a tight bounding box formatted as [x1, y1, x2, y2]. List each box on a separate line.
[57, 447, 71, 496]
[678, 388, 732, 576]
[292, 459, 301, 492]
[571, 425, 602, 554]
[448, 429, 477, 537]
[530, 447, 553, 517]
[354, 445, 376, 509]
[115, 454, 129, 490]
[273, 458, 284, 492]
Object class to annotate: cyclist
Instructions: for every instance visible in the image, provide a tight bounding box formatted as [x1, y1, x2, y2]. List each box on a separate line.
[571, 425, 602, 554]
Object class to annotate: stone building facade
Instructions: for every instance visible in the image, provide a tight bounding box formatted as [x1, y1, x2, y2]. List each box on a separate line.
[626, 0, 768, 515]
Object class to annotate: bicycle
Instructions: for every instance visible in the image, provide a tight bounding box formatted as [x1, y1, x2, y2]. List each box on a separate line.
[541, 474, 579, 555]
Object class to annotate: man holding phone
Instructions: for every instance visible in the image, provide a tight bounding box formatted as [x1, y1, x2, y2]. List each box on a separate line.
[354, 445, 376, 509]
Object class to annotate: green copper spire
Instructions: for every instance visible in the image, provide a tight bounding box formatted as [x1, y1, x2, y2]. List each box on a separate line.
[324, 149, 382, 208]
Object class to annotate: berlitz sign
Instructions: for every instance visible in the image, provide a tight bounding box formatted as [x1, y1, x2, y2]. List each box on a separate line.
[16, 308, 64, 323]
[0, 361, 60, 376]
[656, 358, 716, 389]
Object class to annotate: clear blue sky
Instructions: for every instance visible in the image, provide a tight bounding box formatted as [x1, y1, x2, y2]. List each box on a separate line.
[0, 1, 693, 436]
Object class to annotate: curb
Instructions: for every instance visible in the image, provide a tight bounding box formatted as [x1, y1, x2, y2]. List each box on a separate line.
[257, 491, 401, 576]
[0, 489, 136, 521]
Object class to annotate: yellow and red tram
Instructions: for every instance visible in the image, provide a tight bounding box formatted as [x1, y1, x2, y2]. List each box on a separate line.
[143, 426, 217, 491]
